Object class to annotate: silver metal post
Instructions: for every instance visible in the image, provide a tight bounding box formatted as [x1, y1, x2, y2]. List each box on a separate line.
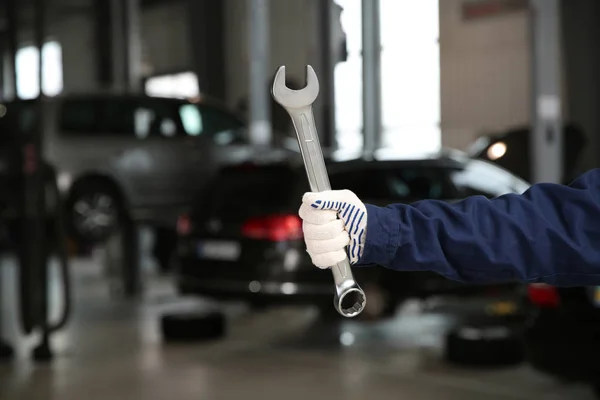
[248, 0, 272, 147]
[110, 0, 125, 92]
[361, 0, 382, 159]
[530, 0, 563, 183]
[123, 0, 142, 93]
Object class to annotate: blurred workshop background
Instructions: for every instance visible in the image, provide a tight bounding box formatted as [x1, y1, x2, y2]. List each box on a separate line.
[0, 0, 598, 399]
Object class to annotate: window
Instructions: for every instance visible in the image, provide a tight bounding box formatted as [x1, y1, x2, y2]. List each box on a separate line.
[60, 97, 188, 138]
[133, 107, 154, 138]
[380, 0, 440, 153]
[59, 96, 247, 144]
[199, 106, 244, 135]
[59, 99, 100, 133]
[14, 41, 63, 100]
[190, 105, 247, 145]
[384, 167, 454, 200]
[330, 164, 456, 202]
[333, 0, 440, 153]
[333, 0, 363, 151]
[137, 100, 179, 138]
[204, 167, 298, 222]
[179, 104, 203, 136]
[330, 169, 389, 200]
[0, 101, 37, 144]
[451, 160, 526, 197]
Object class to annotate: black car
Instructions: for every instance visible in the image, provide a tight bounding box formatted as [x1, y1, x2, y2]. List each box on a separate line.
[467, 123, 587, 185]
[525, 283, 600, 397]
[175, 153, 530, 319]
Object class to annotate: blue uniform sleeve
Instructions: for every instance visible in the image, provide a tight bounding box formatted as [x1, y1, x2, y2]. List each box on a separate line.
[357, 169, 600, 286]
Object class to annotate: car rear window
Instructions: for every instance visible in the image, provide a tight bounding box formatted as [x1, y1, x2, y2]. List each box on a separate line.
[329, 165, 457, 202]
[195, 166, 300, 222]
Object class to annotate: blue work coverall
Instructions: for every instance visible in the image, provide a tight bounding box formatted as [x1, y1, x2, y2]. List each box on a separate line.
[357, 169, 600, 286]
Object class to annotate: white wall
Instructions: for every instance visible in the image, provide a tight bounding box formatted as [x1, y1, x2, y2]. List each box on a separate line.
[439, 0, 531, 151]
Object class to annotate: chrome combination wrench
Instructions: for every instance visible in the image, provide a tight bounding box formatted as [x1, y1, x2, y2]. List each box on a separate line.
[271, 65, 366, 318]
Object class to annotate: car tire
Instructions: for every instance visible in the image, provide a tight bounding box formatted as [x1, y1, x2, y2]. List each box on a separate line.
[444, 315, 525, 367]
[160, 310, 227, 343]
[592, 383, 600, 399]
[65, 180, 125, 245]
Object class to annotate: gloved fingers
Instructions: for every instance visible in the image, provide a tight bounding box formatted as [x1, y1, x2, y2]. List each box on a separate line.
[309, 250, 348, 269]
[302, 219, 345, 240]
[299, 203, 338, 225]
[339, 205, 367, 236]
[347, 236, 364, 264]
[302, 190, 358, 212]
[305, 230, 350, 255]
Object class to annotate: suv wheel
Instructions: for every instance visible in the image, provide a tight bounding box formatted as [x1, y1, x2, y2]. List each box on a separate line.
[66, 181, 124, 245]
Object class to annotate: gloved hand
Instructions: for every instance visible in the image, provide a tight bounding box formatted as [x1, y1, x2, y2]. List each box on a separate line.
[299, 189, 367, 268]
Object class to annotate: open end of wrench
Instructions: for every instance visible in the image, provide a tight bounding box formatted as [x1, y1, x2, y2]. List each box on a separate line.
[271, 65, 320, 109]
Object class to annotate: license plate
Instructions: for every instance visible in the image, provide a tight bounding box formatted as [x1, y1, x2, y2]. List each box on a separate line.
[485, 300, 518, 316]
[197, 240, 241, 261]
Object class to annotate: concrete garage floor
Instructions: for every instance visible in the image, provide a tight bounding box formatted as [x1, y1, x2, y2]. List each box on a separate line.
[0, 257, 595, 400]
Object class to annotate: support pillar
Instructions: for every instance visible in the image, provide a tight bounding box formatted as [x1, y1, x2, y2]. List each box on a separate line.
[108, 0, 142, 93]
[248, 0, 271, 147]
[361, 0, 382, 159]
[313, 0, 340, 150]
[5, 0, 18, 100]
[0, 37, 5, 103]
[122, 0, 142, 93]
[186, 0, 226, 100]
[0, 0, 19, 360]
[109, 0, 125, 91]
[94, 0, 113, 88]
[31, 0, 53, 361]
[530, 0, 563, 183]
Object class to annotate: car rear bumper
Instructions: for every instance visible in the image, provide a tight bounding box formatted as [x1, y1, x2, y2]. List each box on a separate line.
[175, 238, 332, 305]
[176, 274, 333, 304]
[524, 309, 600, 382]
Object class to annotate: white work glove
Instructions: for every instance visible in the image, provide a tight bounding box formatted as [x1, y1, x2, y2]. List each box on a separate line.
[299, 189, 367, 268]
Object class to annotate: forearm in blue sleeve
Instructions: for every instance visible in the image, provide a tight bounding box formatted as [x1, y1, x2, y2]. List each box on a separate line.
[358, 169, 600, 286]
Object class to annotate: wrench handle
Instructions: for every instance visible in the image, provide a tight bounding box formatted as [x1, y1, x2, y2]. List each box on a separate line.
[287, 106, 354, 287]
[288, 106, 331, 192]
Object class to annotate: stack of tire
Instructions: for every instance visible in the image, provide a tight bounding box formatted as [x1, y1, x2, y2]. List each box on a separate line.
[444, 300, 527, 367]
[160, 309, 227, 343]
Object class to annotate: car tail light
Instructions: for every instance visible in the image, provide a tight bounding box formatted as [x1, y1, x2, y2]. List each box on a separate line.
[241, 214, 303, 242]
[527, 283, 560, 308]
[176, 214, 192, 236]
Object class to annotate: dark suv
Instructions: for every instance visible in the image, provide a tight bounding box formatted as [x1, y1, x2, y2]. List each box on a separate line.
[525, 283, 600, 397]
[175, 153, 530, 319]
